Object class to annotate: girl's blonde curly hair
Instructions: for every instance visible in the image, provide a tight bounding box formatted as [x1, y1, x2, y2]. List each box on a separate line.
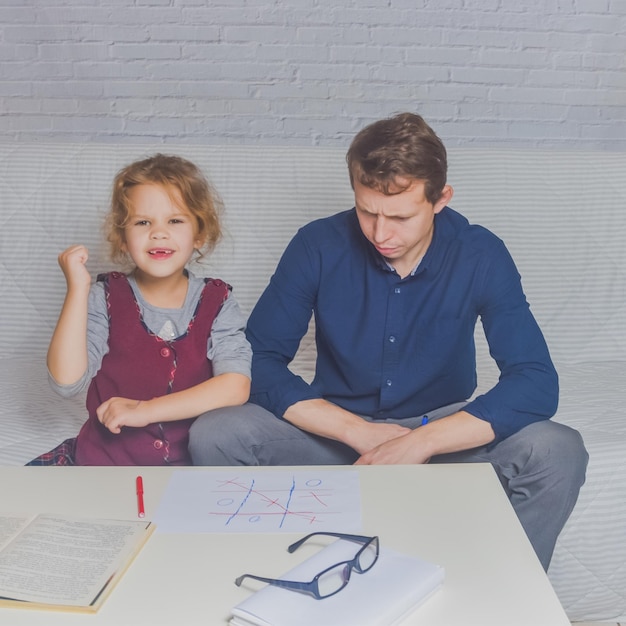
[107, 154, 223, 263]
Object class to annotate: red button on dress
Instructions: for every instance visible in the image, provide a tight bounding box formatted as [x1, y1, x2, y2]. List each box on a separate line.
[160, 347, 171, 357]
[153, 440, 163, 449]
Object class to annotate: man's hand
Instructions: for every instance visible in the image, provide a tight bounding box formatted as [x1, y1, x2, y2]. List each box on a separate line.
[96, 397, 150, 434]
[354, 429, 430, 465]
[349, 420, 412, 456]
[355, 411, 496, 465]
[283, 400, 495, 466]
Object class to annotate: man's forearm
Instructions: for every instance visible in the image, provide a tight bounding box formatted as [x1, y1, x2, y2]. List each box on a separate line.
[284, 398, 411, 456]
[355, 410, 496, 465]
[283, 398, 362, 441]
[410, 410, 495, 457]
[283, 399, 497, 464]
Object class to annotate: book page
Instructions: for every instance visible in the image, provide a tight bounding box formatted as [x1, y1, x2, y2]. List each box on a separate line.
[0, 515, 32, 551]
[0, 515, 152, 609]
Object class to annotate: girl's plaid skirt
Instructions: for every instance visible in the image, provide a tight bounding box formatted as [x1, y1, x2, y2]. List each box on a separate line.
[26, 438, 77, 465]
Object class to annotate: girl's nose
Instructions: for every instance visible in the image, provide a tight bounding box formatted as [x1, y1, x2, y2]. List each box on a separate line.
[149, 225, 169, 239]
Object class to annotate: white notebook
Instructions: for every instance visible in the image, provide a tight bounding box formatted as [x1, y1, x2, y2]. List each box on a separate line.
[230, 538, 444, 626]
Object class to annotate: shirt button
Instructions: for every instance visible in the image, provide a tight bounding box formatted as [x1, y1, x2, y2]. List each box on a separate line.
[389, 335, 396, 343]
[394, 287, 401, 294]
[160, 347, 171, 358]
[386, 379, 392, 387]
[153, 440, 163, 449]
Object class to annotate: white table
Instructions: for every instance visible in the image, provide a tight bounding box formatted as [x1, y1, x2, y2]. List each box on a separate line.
[0, 464, 569, 626]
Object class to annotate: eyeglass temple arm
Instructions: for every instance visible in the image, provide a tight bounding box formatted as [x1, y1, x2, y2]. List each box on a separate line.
[288, 532, 373, 553]
[235, 573, 314, 595]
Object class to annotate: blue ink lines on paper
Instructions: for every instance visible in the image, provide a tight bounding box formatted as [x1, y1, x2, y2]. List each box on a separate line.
[153, 469, 362, 534]
[279, 476, 296, 529]
[226, 478, 255, 526]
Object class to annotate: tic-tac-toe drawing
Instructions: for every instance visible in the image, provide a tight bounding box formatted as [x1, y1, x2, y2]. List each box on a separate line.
[154, 469, 362, 534]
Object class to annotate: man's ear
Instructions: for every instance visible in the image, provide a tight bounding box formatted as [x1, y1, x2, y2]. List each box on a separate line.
[434, 184, 453, 213]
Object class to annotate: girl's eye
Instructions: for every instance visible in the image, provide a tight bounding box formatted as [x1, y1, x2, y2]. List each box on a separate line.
[170, 218, 184, 224]
[135, 220, 149, 226]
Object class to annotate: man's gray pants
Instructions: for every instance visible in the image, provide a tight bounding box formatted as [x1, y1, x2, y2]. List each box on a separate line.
[189, 401, 588, 571]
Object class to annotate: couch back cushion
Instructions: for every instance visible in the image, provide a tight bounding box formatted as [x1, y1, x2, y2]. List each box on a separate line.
[1, 145, 624, 384]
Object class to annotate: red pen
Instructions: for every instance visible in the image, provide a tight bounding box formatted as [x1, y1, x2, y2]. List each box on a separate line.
[136, 475, 145, 518]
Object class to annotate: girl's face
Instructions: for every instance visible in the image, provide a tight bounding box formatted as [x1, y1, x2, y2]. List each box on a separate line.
[121, 183, 204, 283]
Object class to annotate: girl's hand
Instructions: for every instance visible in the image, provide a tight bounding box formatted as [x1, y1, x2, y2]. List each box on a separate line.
[96, 397, 150, 434]
[58, 244, 91, 290]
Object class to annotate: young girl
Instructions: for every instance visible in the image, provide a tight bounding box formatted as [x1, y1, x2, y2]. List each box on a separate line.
[29, 154, 251, 465]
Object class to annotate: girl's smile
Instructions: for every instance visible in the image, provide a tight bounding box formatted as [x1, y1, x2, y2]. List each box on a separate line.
[147, 248, 175, 259]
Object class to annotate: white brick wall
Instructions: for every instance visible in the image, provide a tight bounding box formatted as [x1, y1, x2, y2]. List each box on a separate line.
[0, 0, 624, 148]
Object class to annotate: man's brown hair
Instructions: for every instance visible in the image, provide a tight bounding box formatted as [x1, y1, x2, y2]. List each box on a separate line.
[346, 112, 447, 205]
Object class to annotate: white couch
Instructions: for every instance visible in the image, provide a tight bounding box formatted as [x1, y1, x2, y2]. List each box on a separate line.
[1, 143, 624, 622]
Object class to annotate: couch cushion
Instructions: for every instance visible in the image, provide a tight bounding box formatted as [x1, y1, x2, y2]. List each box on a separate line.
[0, 357, 85, 465]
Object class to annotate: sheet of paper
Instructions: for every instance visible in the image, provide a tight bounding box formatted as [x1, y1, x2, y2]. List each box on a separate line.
[0, 515, 31, 551]
[0, 515, 152, 607]
[154, 469, 362, 534]
[230, 541, 445, 626]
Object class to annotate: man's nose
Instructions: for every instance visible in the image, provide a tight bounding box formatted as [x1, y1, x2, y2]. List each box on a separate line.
[373, 216, 389, 243]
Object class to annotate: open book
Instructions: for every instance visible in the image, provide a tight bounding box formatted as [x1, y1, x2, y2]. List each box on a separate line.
[0, 513, 154, 613]
[231, 538, 444, 626]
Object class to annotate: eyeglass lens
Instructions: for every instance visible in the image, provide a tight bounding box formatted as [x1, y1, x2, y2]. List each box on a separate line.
[357, 539, 378, 572]
[317, 563, 351, 597]
[316, 538, 378, 598]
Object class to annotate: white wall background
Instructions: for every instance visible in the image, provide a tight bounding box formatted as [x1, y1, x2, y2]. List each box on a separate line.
[0, 0, 624, 149]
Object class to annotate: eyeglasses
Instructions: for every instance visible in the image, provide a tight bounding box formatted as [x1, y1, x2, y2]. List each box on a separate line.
[235, 532, 379, 600]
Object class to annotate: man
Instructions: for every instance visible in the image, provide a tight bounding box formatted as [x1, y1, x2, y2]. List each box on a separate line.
[189, 112, 588, 570]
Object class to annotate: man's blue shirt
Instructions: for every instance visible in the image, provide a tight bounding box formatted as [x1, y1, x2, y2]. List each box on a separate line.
[247, 207, 558, 440]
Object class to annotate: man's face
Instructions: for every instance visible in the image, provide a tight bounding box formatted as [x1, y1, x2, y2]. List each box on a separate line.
[354, 177, 452, 278]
